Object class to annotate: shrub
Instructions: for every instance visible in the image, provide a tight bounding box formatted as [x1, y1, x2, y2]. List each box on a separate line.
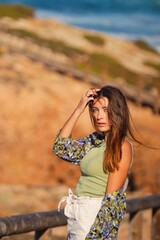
[145, 61, 160, 73]
[0, 4, 34, 19]
[76, 52, 139, 85]
[84, 34, 105, 46]
[134, 39, 158, 54]
[5, 28, 85, 58]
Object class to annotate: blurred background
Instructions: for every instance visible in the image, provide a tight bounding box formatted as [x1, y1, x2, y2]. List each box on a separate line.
[0, 0, 160, 239]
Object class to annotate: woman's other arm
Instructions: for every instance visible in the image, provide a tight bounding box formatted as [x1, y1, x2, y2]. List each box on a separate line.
[106, 139, 132, 194]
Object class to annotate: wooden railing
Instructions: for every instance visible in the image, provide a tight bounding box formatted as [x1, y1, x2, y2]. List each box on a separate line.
[0, 209, 67, 240]
[127, 194, 160, 240]
[0, 194, 159, 240]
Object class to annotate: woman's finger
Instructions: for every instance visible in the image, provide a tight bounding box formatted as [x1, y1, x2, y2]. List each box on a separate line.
[85, 88, 100, 97]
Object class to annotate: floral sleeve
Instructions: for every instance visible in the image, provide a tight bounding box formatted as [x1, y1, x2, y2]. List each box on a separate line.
[85, 189, 126, 239]
[52, 131, 104, 165]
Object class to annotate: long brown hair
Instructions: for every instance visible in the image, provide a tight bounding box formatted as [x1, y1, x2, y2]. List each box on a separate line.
[89, 85, 142, 173]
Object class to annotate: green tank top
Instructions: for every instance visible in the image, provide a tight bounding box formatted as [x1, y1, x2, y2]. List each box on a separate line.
[74, 142, 109, 197]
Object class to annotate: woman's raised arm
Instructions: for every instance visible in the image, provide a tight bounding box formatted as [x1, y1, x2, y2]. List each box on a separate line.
[59, 88, 99, 137]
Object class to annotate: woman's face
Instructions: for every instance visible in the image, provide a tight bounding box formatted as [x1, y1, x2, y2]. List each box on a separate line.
[91, 97, 110, 132]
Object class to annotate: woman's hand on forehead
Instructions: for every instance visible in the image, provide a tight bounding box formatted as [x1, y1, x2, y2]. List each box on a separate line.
[85, 88, 100, 98]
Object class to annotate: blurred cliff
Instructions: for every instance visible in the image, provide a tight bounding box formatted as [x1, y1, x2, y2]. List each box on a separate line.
[0, 4, 160, 218]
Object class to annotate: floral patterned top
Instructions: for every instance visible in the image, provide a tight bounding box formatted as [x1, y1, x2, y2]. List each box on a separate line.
[53, 131, 105, 165]
[53, 132, 128, 239]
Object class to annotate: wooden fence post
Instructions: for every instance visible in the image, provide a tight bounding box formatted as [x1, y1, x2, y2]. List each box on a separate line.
[150, 87, 160, 114]
[34, 229, 47, 240]
[129, 211, 143, 240]
[152, 208, 160, 240]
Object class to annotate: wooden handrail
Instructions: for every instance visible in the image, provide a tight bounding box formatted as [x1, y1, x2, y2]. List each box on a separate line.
[0, 209, 67, 238]
[0, 194, 159, 239]
[127, 194, 160, 213]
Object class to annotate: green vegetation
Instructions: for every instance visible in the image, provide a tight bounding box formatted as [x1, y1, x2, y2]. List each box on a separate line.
[134, 39, 158, 54]
[76, 52, 139, 86]
[0, 4, 34, 19]
[89, 53, 124, 77]
[5, 28, 86, 58]
[3, 26, 159, 89]
[145, 61, 160, 73]
[84, 34, 105, 46]
[144, 61, 160, 90]
[6, 28, 36, 38]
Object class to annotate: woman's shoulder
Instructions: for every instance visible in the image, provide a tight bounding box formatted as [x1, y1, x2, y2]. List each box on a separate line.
[83, 132, 105, 146]
[123, 137, 134, 152]
[90, 131, 105, 139]
[122, 138, 132, 151]
[122, 137, 134, 166]
[89, 132, 105, 141]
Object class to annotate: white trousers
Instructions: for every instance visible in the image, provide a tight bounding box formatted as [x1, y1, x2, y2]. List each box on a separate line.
[58, 189, 103, 240]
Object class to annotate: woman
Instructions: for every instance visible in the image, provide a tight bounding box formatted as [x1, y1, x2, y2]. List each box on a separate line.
[53, 85, 136, 239]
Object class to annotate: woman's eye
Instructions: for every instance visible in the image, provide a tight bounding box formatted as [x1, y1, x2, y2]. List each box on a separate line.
[92, 108, 98, 113]
[104, 108, 108, 112]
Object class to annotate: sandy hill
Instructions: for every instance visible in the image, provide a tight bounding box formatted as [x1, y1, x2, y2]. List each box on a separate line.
[0, 17, 160, 198]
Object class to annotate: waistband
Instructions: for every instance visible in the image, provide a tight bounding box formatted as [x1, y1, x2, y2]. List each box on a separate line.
[58, 188, 103, 212]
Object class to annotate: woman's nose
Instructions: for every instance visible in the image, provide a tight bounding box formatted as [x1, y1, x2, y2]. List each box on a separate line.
[97, 110, 103, 119]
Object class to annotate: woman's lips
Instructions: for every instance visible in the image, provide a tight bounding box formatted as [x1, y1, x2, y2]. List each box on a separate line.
[97, 123, 106, 126]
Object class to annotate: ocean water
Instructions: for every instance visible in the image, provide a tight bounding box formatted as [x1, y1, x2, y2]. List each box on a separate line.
[0, 0, 160, 51]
